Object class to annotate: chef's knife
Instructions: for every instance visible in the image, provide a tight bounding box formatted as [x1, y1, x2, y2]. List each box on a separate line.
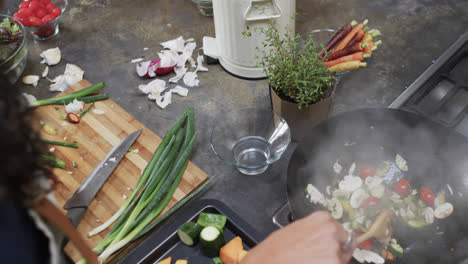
[63, 129, 142, 227]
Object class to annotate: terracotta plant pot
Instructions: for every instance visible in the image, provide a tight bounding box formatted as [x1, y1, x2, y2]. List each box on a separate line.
[270, 83, 336, 141]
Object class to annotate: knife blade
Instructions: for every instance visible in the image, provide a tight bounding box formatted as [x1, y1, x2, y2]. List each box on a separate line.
[63, 129, 142, 227]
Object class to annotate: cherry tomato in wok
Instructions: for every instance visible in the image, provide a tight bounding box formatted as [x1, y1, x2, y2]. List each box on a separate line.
[362, 197, 381, 210]
[420, 187, 435, 206]
[395, 179, 410, 197]
[355, 233, 374, 250]
[359, 166, 376, 179]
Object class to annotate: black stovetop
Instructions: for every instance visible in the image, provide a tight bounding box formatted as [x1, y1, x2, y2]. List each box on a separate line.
[390, 30, 468, 137]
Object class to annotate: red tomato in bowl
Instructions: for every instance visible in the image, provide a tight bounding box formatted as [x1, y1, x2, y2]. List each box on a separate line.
[19, 1, 30, 10]
[51, 8, 62, 18]
[36, 8, 48, 19]
[395, 179, 410, 196]
[359, 166, 376, 179]
[29, 16, 42, 27]
[420, 187, 435, 206]
[13, 13, 28, 26]
[17, 8, 33, 19]
[28, 1, 42, 12]
[41, 14, 55, 24]
[46, 3, 57, 11]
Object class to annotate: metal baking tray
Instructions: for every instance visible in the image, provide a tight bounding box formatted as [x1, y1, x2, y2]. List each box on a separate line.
[119, 199, 264, 264]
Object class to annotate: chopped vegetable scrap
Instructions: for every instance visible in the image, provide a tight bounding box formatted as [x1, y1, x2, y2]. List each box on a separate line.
[322, 19, 382, 73]
[305, 152, 454, 263]
[42, 122, 57, 135]
[65, 99, 84, 114]
[43, 139, 78, 148]
[136, 36, 209, 109]
[66, 113, 80, 123]
[41, 154, 66, 169]
[92, 109, 105, 115]
[79, 102, 94, 118]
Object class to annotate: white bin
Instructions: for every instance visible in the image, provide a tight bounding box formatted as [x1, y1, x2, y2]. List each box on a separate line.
[203, 0, 296, 79]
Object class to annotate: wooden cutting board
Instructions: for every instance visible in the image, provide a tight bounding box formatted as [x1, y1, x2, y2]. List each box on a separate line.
[35, 80, 208, 262]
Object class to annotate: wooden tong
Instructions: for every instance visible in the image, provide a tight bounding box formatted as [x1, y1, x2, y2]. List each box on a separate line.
[357, 209, 392, 244]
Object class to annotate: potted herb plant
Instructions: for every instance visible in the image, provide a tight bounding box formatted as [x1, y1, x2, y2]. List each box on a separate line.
[256, 25, 336, 140]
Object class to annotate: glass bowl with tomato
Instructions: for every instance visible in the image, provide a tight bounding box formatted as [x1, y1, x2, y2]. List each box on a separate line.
[13, 0, 68, 40]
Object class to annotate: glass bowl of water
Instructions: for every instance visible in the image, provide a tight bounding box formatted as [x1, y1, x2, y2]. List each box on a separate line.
[210, 108, 291, 175]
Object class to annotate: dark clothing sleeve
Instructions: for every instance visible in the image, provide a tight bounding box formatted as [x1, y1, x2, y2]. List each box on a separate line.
[0, 201, 50, 264]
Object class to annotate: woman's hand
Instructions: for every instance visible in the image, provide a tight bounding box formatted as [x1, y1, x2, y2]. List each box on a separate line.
[241, 211, 356, 264]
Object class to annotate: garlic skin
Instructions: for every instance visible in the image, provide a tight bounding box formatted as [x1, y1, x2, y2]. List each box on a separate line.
[93, 109, 105, 115]
[22, 93, 37, 106]
[170, 85, 188, 97]
[22, 75, 40, 87]
[40, 47, 62, 66]
[42, 66, 49, 78]
[64, 64, 84, 86]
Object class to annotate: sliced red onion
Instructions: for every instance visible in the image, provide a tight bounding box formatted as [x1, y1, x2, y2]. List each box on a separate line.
[136, 61, 151, 77]
[136, 59, 176, 78]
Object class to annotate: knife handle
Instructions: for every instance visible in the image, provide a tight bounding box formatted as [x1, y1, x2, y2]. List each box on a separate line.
[61, 207, 87, 249]
[67, 206, 87, 227]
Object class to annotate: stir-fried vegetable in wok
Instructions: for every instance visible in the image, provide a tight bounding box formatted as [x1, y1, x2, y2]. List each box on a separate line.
[306, 153, 454, 263]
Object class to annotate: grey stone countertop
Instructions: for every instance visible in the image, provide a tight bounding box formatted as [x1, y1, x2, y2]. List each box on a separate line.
[3, 0, 468, 248]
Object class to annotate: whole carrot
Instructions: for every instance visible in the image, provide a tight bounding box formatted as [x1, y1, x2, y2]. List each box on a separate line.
[329, 60, 367, 73]
[345, 29, 366, 48]
[319, 21, 356, 58]
[324, 52, 371, 67]
[335, 19, 368, 51]
[325, 42, 369, 61]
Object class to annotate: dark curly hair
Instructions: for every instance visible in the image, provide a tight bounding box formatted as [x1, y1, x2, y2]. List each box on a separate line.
[0, 76, 50, 205]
